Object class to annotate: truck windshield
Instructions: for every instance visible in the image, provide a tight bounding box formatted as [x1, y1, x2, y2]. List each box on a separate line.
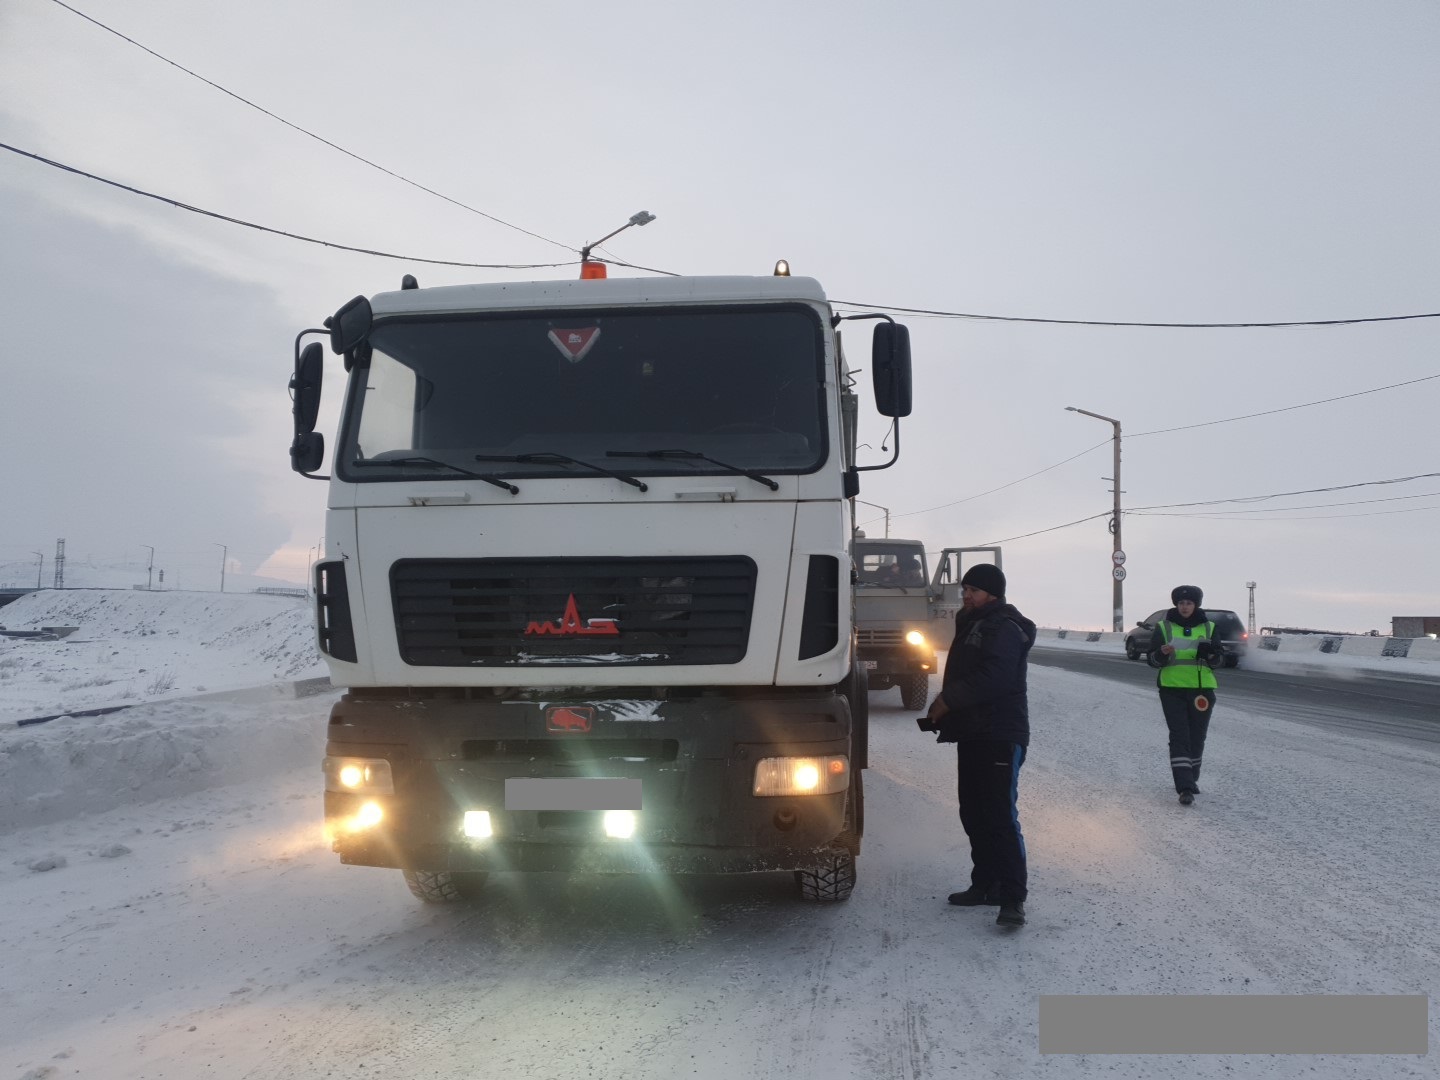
[855, 544, 928, 587]
[338, 305, 826, 481]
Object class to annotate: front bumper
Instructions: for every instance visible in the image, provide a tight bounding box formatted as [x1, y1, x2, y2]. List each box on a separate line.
[324, 689, 853, 874]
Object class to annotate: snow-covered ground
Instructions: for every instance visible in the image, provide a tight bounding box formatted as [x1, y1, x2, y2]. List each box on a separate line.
[1, 592, 1436, 1078]
[0, 589, 324, 724]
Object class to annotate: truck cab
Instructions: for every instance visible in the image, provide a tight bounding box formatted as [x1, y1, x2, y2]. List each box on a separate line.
[852, 537, 936, 710]
[288, 271, 911, 903]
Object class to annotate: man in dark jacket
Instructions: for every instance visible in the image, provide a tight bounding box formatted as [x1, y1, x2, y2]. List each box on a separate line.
[1148, 584, 1223, 806]
[924, 563, 1036, 928]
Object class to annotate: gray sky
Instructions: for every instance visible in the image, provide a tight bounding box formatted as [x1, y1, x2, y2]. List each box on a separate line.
[2, 0, 1437, 631]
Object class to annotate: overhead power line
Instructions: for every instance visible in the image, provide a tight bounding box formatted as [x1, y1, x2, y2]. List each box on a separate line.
[1127, 489, 1440, 516]
[971, 474, 1440, 547]
[889, 438, 1111, 523]
[1135, 503, 1440, 523]
[48, 0, 575, 253]
[1127, 471, 1440, 512]
[1131, 372, 1440, 437]
[0, 143, 577, 271]
[980, 512, 1113, 547]
[830, 299, 1440, 329]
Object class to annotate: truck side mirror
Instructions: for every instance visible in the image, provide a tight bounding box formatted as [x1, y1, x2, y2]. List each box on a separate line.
[843, 468, 860, 499]
[327, 295, 372, 355]
[872, 322, 912, 418]
[290, 431, 325, 474]
[290, 342, 324, 435]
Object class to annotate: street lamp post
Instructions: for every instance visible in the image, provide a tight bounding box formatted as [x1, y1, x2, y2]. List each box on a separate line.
[1066, 406, 1124, 632]
[214, 543, 228, 593]
[32, 551, 43, 590]
[854, 500, 891, 538]
[142, 545, 155, 591]
[1246, 581, 1258, 636]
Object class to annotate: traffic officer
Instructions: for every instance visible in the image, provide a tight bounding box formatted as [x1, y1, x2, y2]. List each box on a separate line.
[1148, 584, 1223, 805]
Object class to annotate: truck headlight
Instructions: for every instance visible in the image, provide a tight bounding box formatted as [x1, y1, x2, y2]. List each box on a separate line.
[753, 755, 849, 797]
[906, 630, 927, 647]
[323, 756, 395, 795]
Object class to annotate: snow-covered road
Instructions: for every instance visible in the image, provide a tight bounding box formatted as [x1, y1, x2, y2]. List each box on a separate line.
[3, 666, 1435, 1079]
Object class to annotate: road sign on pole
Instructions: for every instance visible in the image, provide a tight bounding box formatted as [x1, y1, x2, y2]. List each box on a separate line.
[1112, 566, 1127, 581]
[1112, 549, 1127, 566]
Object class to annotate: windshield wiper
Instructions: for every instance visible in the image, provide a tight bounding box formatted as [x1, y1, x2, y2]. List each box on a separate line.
[475, 452, 648, 492]
[606, 449, 780, 491]
[351, 456, 519, 494]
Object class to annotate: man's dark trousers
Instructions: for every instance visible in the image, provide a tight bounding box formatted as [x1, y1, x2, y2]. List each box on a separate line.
[957, 739, 1027, 901]
[1159, 687, 1214, 793]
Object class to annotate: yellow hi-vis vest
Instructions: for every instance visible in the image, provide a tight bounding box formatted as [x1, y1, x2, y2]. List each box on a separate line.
[1159, 619, 1218, 689]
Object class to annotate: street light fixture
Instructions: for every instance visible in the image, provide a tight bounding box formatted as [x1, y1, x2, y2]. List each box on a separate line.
[579, 211, 656, 274]
[1066, 406, 1124, 631]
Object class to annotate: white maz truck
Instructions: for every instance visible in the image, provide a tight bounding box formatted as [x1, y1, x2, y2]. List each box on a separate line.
[288, 269, 912, 903]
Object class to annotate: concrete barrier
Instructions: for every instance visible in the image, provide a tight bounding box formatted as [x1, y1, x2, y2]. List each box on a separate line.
[1407, 638, 1440, 662]
[1336, 636, 1387, 658]
[1038, 628, 1440, 669]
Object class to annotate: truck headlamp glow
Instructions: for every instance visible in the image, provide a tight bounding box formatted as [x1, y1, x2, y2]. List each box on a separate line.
[323, 757, 395, 795]
[906, 630, 927, 647]
[753, 755, 849, 797]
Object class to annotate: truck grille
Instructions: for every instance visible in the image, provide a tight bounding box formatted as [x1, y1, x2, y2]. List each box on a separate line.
[857, 628, 906, 647]
[391, 557, 756, 667]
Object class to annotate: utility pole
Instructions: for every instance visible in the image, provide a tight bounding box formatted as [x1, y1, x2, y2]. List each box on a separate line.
[1246, 581, 1257, 636]
[855, 500, 891, 538]
[32, 551, 43, 590]
[53, 538, 65, 589]
[142, 545, 155, 591]
[214, 543, 228, 592]
[1066, 407, 1124, 631]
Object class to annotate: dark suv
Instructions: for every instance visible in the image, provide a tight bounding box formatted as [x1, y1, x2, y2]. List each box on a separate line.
[1124, 608, 1248, 668]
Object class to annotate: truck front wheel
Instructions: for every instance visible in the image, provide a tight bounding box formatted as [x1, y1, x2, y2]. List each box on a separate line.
[900, 672, 931, 711]
[795, 772, 861, 902]
[402, 869, 489, 903]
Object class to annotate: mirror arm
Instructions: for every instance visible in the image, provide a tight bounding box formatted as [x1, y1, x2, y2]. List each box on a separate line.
[855, 418, 900, 472]
[294, 327, 327, 365]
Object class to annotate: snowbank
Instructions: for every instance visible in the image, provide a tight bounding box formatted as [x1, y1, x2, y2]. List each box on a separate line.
[0, 589, 326, 723]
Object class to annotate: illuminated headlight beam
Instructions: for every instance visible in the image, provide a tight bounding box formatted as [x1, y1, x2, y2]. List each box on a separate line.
[753, 755, 849, 797]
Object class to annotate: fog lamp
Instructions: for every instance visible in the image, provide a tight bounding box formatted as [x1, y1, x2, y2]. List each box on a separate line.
[603, 810, 637, 839]
[353, 801, 383, 830]
[463, 810, 493, 839]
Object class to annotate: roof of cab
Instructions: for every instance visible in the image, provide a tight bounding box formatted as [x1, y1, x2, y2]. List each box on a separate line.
[369, 275, 829, 316]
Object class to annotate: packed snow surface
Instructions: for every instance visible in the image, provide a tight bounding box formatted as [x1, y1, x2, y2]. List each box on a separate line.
[0, 591, 1435, 1078]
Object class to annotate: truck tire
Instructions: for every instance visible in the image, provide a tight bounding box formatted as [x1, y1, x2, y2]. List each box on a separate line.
[401, 869, 488, 903]
[900, 672, 930, 711]
[842, 663, 870, 771]
[794, 849, 857, 902]
[794, 772, 861, 901]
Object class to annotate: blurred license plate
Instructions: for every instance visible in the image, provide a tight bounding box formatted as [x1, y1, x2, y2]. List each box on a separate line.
[862, 660, 878, 670]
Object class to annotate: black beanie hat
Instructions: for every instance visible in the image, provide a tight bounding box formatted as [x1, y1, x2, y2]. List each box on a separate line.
[961, 563, 1006, 598]
[1171, 584, 1203, 605]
